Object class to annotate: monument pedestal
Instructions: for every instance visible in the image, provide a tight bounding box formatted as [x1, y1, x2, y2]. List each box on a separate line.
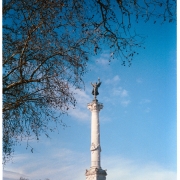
[85, 167, 107, 180]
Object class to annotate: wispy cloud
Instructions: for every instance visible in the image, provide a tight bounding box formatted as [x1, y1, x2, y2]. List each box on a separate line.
[3, 170, 28, 180]
[104, 86, 131, 107]
[113, 87, 128, 97]
[96, 58, 109, 66]
[74, 88, 91, 107]
[121, 100, 131, 107]
[4, 152, 176, 180]
[105, 75, 121, 84]
[3, 148, 89, 180]
[139, 99, 151, 113]
[145, 107, 151, 113]
[96, 53, 110, 66]
[103, 156, 176, 180]
[100, 115, 112, 123]
[140, 99, 151, 104]
[69, 107, 89, 121]
[68, 88, 91, 122]
[136, 78, 143, 83]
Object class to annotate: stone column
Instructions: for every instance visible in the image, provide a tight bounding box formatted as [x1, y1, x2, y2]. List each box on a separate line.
[88, 100, 103, 168]
[85, 100, 107, 180]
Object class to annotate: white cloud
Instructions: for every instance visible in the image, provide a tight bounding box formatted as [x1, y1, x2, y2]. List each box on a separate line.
[103, 156, 176, 180]
[96, 52, 112, 67]
[140, 99, 151, 104]
[113, 75, 120, 82]
[69, 107, 89, 121]
[96, 58, 109, 65]
[105, 75, 121, 84]
[139, 99, 151, 113]
[121, 100, 131, 107]
[3, 148, 89, 180]
[3, 170, 28, 180]
[68, 88, 91, 122]
[111, 87, 131, 107]
[121, 89, 128, 97]
[95, 53, 111, 66]
[4, 152, 176, 180]
[74, 89, 91, 107]
[113, 87, 128, 97]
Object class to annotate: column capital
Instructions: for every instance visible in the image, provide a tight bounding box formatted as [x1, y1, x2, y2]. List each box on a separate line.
[87, 100, 103, 112]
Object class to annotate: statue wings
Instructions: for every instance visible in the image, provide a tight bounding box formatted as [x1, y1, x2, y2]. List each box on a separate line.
[97, 82, 101, 87]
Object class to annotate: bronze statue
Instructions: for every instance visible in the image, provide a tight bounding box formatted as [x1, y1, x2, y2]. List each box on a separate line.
[91, 78, 101, 99]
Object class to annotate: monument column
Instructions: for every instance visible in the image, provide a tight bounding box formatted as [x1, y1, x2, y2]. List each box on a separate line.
[85, 79, 107, 180]
[88, 100, 103, 168]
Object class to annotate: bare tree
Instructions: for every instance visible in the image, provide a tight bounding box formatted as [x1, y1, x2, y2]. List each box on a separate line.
[3, 0, 176, 163]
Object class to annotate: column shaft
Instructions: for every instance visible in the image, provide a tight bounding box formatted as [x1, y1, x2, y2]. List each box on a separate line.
[91, 109, 101, 168]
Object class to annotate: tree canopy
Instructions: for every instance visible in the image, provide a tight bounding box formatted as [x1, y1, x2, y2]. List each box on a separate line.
[3, 0, 176, 163]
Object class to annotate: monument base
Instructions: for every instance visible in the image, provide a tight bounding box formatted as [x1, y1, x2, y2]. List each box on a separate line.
[85, 167, 107, 180]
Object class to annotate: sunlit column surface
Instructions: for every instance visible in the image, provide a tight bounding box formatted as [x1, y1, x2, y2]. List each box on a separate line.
[85, 100, 107, 180]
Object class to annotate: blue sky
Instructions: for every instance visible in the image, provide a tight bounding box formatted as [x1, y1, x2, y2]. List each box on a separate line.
[3, 9, 177, 180]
